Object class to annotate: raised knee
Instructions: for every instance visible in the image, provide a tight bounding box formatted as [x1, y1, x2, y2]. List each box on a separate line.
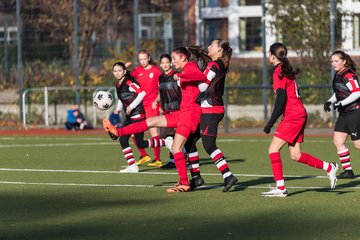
[354, 141, 360, 150]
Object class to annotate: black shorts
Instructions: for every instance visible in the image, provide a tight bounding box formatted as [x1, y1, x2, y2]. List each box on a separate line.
[200, 113, 224, 137]
[335, 109, 360, 140]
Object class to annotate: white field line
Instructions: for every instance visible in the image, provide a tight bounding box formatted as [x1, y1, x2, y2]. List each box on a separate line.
[0, 167, 324, 178]
[0, 167, 358, 190]
[0, 138, 331, 148]
[0, 180, 359, 190]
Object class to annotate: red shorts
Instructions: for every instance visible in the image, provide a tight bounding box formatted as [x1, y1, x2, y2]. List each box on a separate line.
[164, 110, 201, 139]
[274, 116, 306, 145]
[144, 103, 160, 118]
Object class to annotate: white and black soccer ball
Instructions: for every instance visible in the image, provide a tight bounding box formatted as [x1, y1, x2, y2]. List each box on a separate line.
[93, 91, 113, 111]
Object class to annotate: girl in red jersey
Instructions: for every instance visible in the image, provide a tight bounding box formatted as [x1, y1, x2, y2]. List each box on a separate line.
[103, 47, 207, 192]
[323, 50, 360, 179]
[131, 49, 163, 167]
[110, 62, 147, 173]
[186, 39, 238, 192]
[261, 42, 339, 197]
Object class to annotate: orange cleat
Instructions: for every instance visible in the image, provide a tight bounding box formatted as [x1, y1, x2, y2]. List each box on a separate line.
[166, 183, 191, 193]
[103, 118, 118, 137]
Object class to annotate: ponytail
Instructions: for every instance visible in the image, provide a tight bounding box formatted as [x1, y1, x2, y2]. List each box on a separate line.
[269, 42, 299, 79]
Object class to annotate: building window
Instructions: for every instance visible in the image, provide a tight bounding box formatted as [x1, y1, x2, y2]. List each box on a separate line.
[203, 18, 228, 45]
[238, 0, 261, 6]
[239, 17, 262, 51]
[202, 0, 228, 7]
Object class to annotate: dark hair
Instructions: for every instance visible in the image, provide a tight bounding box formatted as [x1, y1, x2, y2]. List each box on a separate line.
[331, 50, 357, 72]
[112, 61, 133, 79]
[269, 42, 299, 79]
[138, 49, 156, 65]
[172, 46, 211, 71]
[159, 53, 171, 62]
[215, 39, 232, 73]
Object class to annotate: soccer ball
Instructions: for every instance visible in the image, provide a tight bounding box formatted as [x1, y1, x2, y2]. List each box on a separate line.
[93, 91, 113, 110]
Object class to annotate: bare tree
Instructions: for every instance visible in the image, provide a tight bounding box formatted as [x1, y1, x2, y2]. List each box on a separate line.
[24, 0, 111, 74]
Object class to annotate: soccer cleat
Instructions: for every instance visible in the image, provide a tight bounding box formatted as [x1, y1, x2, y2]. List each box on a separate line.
[337, 169, 355, 179]
[136, 155, 152, 166]
[327, 162, 339, 189]
[160, 161, 176, 169]
[120, 164, 139, 173]
[103, 118, 118, 137]
[223, 175, 238, 192]
[164, 136, 174, 153]
[190, 175, 205, 190]
[261, 187, 288, 198]
[166, 183, 191, 193]
[147, 160, 163, 167]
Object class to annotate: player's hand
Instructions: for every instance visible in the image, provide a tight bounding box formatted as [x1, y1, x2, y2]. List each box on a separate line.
[323, 101, 332, 112]
[333, 101, 342, 109]
[125, 106, 132, 115]
[263, 125, 271, 134]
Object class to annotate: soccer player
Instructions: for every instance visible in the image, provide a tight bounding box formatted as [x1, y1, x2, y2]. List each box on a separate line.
[157, 53, 182, 169]
[103, 47, 208, 193]
[187, 39, 238, 192]
[111, 62, 147, 173]
[131, 49, 162, 167]
[323, 50, 360, 179]
[261, 42, 339, 197]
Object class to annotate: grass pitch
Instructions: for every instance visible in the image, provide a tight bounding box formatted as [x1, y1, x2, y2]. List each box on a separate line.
[0, 132, 359, 240]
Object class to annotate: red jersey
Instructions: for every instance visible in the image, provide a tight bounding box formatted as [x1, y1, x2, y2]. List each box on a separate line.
[177, 61, 207, 112]
[131, 65, 161, 106]
[273, 64, 306, 118]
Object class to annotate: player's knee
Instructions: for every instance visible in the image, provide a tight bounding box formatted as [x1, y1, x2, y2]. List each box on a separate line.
[119, 136, 129, 147]
[290, 153, 301, 161]
[135, 139, 147, 148]
[353, 140, 360, 150]
[333, 137, 345, 148]
[202, 137, 215, 153]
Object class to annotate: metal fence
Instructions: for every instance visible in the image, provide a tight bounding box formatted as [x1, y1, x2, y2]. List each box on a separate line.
[22, 84, 335, 131]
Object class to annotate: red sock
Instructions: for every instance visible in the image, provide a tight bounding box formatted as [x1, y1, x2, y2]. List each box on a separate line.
[153, 136, 161, 160]
[118, 120, 148, 136]
[298, 152, 323, 169]
[174, 152, 189, 185]
[132, 136, 148, 157]
[269, 152, 283, 182]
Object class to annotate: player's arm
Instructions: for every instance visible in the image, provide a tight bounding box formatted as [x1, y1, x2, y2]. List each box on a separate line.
[264, 88, 286, 134]
[198, 63, 219, 92]
[334, 74, 360, 108]
[114, 100, 123, 114]
[177, 64, 207, 83]
[127, 81, 146, 111]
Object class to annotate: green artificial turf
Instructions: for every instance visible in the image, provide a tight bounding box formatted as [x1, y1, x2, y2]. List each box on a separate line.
[0, 134, 359, 240]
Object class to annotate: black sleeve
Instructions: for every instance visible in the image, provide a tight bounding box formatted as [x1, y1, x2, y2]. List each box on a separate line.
[265, 88, 286, 129]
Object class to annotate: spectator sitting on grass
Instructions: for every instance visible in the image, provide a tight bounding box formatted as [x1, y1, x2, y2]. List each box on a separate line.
[65, 106, 91, 130]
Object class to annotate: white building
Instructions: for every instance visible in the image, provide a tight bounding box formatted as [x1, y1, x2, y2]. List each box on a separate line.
[196, 0, 360, 57]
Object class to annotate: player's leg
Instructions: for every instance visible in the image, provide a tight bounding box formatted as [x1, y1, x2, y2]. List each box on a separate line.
[289, 142, 338, 189]
[185, 129, 203, 190]
[261, 136, 288, 197]
[118, 134, 139, 173]
[103, 115, 167, 136]
[201, 113, 238, 192]
[334, 112, 354, 178]
[166, 131, 191, 193]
